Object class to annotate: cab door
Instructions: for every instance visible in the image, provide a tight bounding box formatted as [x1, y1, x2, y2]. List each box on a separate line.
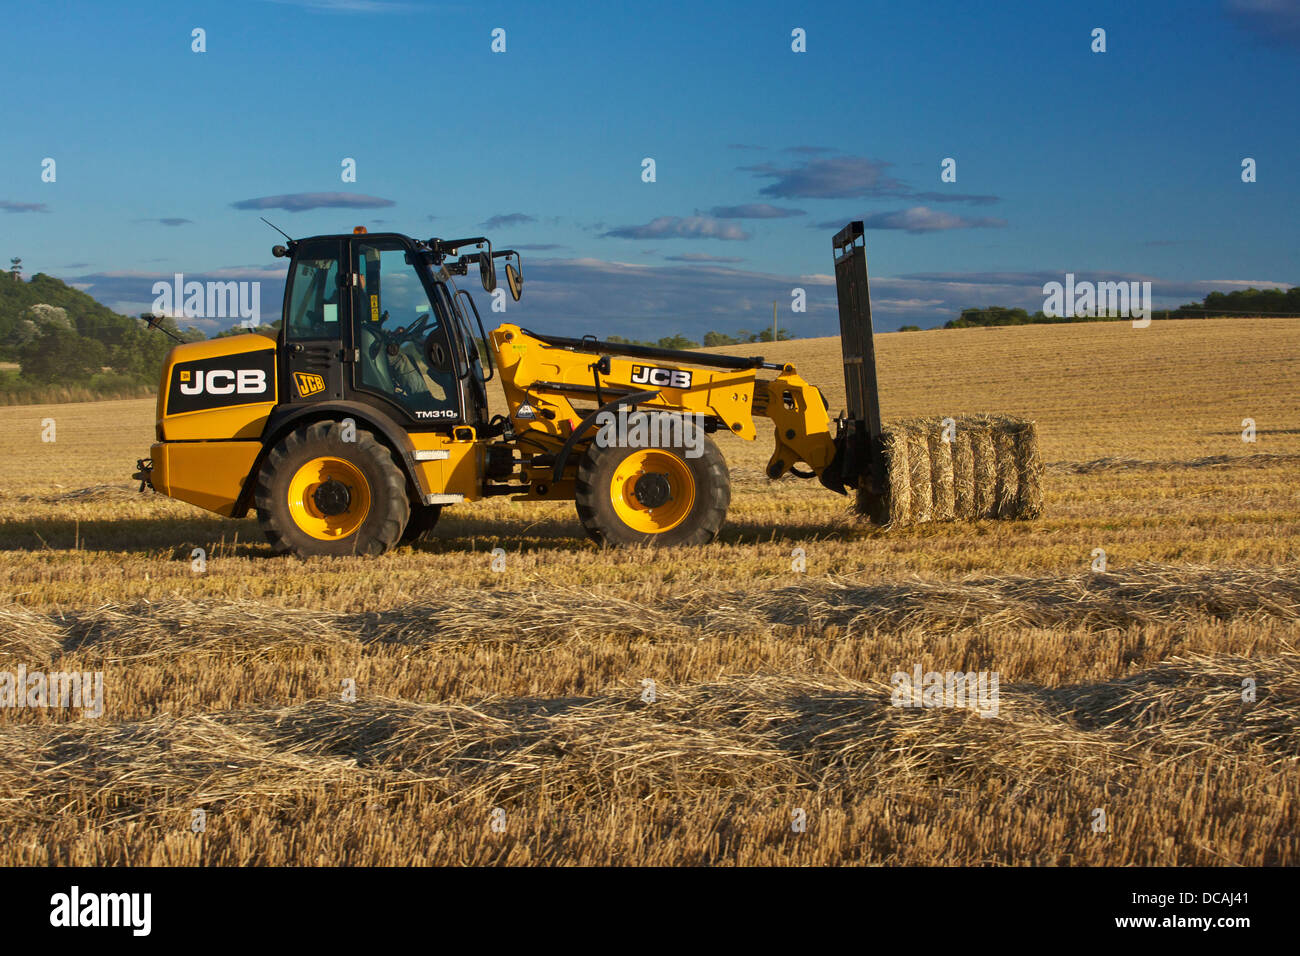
[347, 236, 464, 427]
[281, 238, 347, 404]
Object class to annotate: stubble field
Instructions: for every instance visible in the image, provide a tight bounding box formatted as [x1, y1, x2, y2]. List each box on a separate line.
[0, 317, 1296, 865]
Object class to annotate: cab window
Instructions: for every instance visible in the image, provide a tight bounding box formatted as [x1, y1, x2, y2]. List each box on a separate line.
[285, 239, 342, 340]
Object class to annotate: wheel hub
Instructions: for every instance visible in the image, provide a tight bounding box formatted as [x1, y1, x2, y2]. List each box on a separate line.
[608, 449, 696, 535]
[312, 478, 352, 516]
[633, 472, 671, 508]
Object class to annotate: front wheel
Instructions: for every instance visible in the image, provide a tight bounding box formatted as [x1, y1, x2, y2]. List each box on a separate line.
[254, 420, 410, 557]
[575, 418, 730, 547]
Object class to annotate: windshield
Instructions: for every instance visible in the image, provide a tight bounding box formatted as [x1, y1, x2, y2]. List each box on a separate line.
[352, 240, 458, 419]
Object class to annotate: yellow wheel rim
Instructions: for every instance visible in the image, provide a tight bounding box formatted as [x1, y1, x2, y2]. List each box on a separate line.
[286, 456, 371, 540]
[609, 449, 695, 533]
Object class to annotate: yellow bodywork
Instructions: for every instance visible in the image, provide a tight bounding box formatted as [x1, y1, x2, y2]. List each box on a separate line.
[157, 334, 277, 441]
[149, 440, 262, 516]
[490, 324, 836, 487]
[149, 335, 278, 515]
[147, 322, 840, 519]
[409, 429, 484, 502]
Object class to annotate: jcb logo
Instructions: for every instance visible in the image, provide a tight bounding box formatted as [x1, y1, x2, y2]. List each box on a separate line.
[294, 371, 326, 397]
[179, 368, 268, 396]
[631, 365, 693, 389]
[168, 351, 276, 415]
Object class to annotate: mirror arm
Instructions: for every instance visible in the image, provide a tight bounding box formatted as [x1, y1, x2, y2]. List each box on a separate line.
[429, 236, 490, 255]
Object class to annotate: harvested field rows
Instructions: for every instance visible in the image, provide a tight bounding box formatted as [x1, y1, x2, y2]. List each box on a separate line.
[0, 318, 1296, 864]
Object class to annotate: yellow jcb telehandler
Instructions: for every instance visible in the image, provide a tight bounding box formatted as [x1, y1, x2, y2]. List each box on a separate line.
[135, 222, 890, 556]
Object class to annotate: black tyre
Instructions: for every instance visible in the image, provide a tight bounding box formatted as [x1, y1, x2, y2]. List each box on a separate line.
[575, 413, 730, 547]
[254, 420, 410, 557]
[400, 503, 443, 544]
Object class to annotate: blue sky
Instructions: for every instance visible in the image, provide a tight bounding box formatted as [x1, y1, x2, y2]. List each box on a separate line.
[2, 0, 1297, 336]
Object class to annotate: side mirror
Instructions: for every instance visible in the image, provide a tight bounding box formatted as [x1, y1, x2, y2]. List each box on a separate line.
[479, 251, 497, 293]
[505, 261, 522, 301]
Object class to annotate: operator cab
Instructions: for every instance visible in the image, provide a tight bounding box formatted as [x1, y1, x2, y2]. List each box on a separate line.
[274, 228, 521, 432]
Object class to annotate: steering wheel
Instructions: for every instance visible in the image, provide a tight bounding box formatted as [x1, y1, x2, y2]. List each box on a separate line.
[397, 313, 431, 344]
[361, 313, 431, 358]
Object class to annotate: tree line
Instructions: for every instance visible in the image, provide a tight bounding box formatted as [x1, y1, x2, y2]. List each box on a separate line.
[941, 286, 1300, 329]
[607, 327, 795, 349]
[8, 262, 1289, 397]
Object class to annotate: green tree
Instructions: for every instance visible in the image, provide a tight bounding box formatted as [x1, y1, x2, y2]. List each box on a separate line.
[656, 334, 700, 349]
[946, 306, 1030, 329]
[703, 331, 742, 347]
[14, 306, 108, 383]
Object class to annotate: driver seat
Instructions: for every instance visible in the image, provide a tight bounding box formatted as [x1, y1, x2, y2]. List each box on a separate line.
[358, 322, 397, 395]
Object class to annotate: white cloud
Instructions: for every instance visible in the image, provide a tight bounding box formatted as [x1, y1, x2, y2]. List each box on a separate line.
[601, 216, 751, 241]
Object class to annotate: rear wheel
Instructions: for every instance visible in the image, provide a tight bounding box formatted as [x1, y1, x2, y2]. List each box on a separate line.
[254, 421, 410, 557]
[575, 417, 730, 547]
